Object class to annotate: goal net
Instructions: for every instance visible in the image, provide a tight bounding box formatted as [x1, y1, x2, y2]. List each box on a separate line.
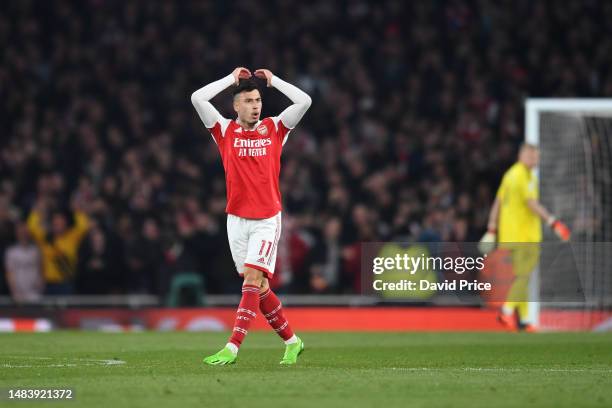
[526, 99, 612, 331]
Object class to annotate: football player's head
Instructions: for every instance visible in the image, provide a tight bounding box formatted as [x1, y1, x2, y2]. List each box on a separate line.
[232, 79, 262, 126]
[519, 143, 539, 169]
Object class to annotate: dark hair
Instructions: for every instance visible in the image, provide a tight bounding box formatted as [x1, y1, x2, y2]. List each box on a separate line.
[51, 208, 75, 225]
[231, 78, 261, 98]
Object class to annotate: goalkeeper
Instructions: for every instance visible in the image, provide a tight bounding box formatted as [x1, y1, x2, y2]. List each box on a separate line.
[480, 143, 570, 331]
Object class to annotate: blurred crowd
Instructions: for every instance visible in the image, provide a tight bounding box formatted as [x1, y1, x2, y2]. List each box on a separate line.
[1, 0, 611, 301]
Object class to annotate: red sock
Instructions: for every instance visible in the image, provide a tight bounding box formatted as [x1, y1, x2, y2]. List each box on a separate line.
[228, 284, 260, 348]
[259, 288, 294, 341]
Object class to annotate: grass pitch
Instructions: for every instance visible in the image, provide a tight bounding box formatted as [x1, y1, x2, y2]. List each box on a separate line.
[1, 331, 611, 408]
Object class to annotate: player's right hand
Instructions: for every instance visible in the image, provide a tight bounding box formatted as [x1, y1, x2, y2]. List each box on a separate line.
[478, 229, 497, 254]
[232, 67, 252, 84]
[551, 220, 571, 241]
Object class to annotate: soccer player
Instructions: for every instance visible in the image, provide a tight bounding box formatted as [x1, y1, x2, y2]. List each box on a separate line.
[191, 67, 311, 365]
[480, 143, 570, 331]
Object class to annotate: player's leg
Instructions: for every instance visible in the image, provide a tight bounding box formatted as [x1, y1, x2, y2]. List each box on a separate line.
[204, 214, 253, 365]
[246, 212, 304, 364]
[203, 267, 263, 365]
[226, 267, 264, 349]
[515, 245, 540, 331]
[497, 245, 518, 330]
[259, 278, 295, 342]
[258, 278, 304, 364]
[500, 244, 540, 331]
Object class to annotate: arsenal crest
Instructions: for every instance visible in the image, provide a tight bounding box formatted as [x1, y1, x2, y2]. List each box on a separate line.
[257, 124, 268, 136]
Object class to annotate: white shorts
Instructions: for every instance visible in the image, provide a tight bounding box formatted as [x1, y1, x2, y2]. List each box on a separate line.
[227, 211, 281, 279]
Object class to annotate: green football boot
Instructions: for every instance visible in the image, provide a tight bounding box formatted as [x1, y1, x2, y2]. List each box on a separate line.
[203, 346, 237, 365]
[280, 337, 304, 365]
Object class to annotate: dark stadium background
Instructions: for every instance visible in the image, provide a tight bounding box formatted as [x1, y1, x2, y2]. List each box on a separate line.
[1, 0, 611, 301]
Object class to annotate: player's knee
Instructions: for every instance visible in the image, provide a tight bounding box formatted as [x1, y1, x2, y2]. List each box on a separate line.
[243, 267, 264, 287]
[259, 278, 269, 292]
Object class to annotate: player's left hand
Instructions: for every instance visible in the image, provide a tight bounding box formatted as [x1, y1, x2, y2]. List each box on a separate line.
[254, 69, 273, 87]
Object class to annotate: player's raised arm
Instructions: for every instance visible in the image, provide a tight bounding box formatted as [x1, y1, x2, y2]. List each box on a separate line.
[191, 67, 251, 128]
[255, 69, 312, 129]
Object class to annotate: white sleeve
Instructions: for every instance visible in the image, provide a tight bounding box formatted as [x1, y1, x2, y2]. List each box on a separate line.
[190, 74, 234, 130]
[271, 75, 312, 129]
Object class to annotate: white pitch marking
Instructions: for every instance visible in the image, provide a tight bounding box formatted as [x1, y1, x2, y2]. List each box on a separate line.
[1, 356, 126, 368]
[385, 367, 612, 373]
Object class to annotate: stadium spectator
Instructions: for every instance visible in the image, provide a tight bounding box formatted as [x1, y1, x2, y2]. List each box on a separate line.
[26, 199, 90, 295]
[76, 224, 125, 294]
[0, 196, 18, 295]
[4, 222, 43, 303]
[123, 217, 165, 294]
[307, 217, 343, 294]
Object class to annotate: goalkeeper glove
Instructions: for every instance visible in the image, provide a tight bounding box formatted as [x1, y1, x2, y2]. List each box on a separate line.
[548, 216, 571, 241]
[478, 228, 497, 254]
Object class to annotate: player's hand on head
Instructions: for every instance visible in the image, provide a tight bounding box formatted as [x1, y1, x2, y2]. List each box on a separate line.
[254, 69, 273, 87]
[232, 67, 252, 85]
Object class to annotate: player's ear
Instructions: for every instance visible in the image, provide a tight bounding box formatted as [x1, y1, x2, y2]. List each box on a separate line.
[233, 98, 239, 113]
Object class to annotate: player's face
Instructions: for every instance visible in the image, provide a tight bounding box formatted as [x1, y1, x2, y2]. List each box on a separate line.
[520, 148, 539, 169]
[526, 149, 539, 168]
[234, 90, 262, 126]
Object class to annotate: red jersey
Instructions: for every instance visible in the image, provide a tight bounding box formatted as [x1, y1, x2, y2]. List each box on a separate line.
[208, 117, 291, 219]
